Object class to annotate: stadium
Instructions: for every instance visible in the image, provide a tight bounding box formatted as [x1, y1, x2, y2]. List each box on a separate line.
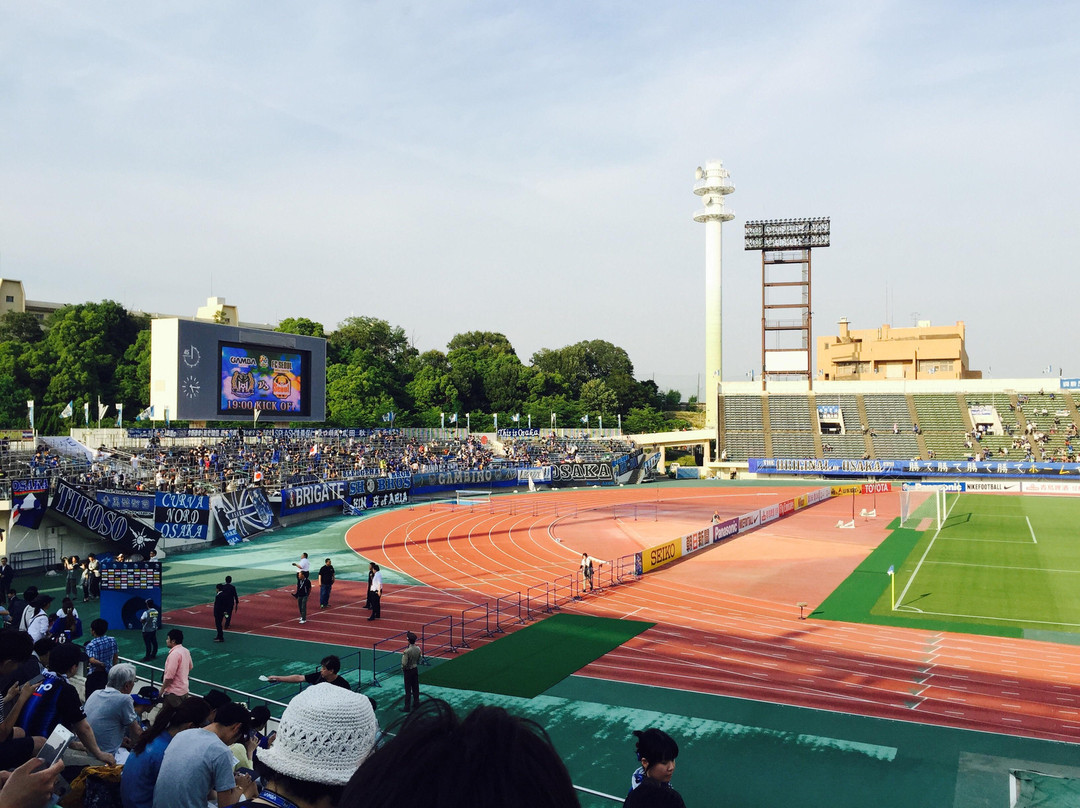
[5, 189, 1080, 808]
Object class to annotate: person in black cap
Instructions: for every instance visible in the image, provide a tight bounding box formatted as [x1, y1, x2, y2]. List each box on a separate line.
[16, 642, 116, 765]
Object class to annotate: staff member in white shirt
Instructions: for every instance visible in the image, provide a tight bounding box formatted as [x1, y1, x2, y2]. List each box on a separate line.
[367, 564, 383, 621]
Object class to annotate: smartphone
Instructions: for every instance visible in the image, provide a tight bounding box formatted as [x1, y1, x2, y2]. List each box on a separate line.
[39, 724, 74, 767]
[24, 673, 45, 688]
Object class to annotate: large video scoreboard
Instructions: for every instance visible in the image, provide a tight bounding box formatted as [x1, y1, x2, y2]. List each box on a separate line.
[150, 319, 327, 422]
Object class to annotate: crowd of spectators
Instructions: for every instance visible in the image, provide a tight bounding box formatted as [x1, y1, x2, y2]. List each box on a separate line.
[503, 434, 639, 466]
[0, 621, 687, 808]
[9, 428, 641, 501]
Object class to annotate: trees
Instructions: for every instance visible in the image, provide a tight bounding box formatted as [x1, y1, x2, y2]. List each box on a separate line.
[4, 297, 690, 434]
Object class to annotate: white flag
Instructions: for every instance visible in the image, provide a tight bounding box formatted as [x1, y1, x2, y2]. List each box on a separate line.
[60, 401, 74, 419]
[449, 412, 458, 424]
[98, 400, 109, 420]
[512, 413, 520, 422]
[253, 407, 261, 423]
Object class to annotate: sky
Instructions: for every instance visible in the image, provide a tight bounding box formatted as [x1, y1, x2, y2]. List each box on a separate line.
[2, 1, 1078, 398]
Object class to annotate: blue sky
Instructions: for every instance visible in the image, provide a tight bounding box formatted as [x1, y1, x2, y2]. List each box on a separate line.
[3, 1, 1078, 397]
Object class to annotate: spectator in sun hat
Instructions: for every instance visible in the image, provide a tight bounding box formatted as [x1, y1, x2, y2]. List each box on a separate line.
[252, 682, 380, 808]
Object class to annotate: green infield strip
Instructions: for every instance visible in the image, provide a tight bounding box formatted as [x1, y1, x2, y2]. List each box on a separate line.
[420, 613, 654, 698]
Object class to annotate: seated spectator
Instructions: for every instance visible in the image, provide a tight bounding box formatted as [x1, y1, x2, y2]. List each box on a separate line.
[49, 600, 83, 643]
[340, 699, 578, 808]
[0, 631, 38, 770]
[229, 704, 273, 770]
[246, 684, 378, 808]
[84, 662, 142, 764]
[121, 695, 212, 808]
[16, 642, 115, 765]
[153, 701, 256, 808]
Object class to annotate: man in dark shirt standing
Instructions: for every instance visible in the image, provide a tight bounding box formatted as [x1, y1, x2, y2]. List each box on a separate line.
[221, 576, 239, 628]
[212, 584, 230, 643]
[317, 558, 335, 609]
[0, 556, 14, 605]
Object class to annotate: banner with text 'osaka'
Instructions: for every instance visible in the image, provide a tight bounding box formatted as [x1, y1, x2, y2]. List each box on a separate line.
[10, 478, 49, 531]
[154, 492, 211, 540]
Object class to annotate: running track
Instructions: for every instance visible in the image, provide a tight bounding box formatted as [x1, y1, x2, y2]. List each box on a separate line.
[342, 486, 1080, 744]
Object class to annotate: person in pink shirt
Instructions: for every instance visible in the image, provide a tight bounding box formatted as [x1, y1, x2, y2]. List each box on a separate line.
[161, 629, 193, 696]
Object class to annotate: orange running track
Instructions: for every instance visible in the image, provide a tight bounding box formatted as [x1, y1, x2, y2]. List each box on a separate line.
[340, 485, 1080, 744]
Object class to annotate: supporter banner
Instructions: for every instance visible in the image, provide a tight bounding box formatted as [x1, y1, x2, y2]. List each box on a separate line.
[497, 428, 541, 438]
[642, 538, 681, 572]
[211, 488, 277, 541]
[417, 469, 521, 488]
[345, 474, 412, 512]
[10, 478, 49, 531]
[39, 436, 95, 462]
[126, 427, 396, 439]
[610, 452, 642, 478]
[551, 463, 615, 484]
[50, 480, 159, 555]
[154, 492, 210, 539]
[674, 466, 701, 479]
[96, 489, 156, 517]
[281, 480, 349, 516]
[712, 517, 739, 543]
[516, 468, 552, 483]
[750, 457, 1080, 479]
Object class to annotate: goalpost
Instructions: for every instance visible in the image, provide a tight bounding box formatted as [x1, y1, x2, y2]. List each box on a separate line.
[899, 488, 949, 530]
[455, 489, 492, 506]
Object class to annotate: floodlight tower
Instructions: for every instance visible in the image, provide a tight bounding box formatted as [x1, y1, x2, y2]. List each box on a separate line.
[693, 160, 735, 439]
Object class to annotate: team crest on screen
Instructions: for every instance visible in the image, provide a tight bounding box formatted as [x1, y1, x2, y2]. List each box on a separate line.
[272, 373, 292, 399]
[231, 369, 254, 397]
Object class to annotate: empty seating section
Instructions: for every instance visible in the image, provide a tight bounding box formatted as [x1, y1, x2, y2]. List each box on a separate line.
[767, 396, 813, 431]
[871, 433, 920, 459]
[767, 395, 815, 460]
[723, 396, 764, 430]
[821, 434, 866, 457]
[863, 394, 913, 431]
[722, 434, 766, 461]
[912, 394, 966, 432]
[722, 396, 766, 460]
[770, 433, 816, 457]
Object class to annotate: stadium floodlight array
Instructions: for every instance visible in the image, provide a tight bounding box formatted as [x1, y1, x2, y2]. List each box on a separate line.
[744, 217, 831, 250]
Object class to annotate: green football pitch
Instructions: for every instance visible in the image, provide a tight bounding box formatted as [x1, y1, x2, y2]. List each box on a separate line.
[880, 492, 1080, 636]
[817, 492, 1080, 640]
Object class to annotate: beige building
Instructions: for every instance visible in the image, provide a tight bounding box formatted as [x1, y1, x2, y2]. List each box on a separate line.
[816, 318, 981, 381]
[0, 280, 272, 331]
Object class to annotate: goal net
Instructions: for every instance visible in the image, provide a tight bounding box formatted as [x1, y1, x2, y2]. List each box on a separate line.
[455, 489, 491, 506]
[899, 488, 950, 530]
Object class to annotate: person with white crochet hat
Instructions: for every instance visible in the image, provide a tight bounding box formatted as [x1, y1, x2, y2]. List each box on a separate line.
[237, 683, 380, 808]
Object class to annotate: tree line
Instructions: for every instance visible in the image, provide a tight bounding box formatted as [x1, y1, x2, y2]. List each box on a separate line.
[3, 303, 692, 435]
